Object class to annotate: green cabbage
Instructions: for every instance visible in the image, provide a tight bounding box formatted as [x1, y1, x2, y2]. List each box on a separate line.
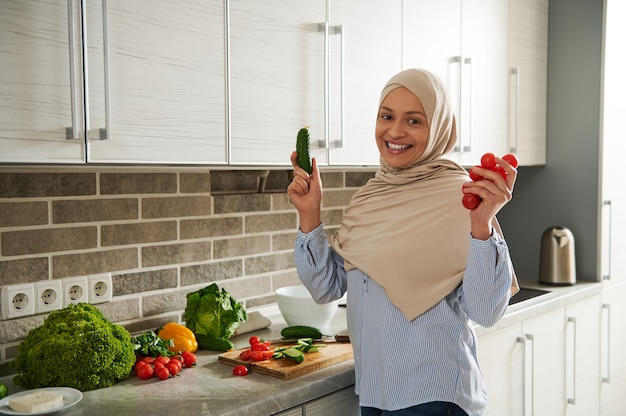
[184, 283, 247, 339]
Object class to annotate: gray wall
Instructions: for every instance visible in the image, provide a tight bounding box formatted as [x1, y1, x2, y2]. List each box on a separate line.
[498, 0, 604, 283]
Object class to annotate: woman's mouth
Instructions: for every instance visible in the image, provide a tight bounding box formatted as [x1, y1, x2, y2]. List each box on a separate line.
[386, 141, 412, 152]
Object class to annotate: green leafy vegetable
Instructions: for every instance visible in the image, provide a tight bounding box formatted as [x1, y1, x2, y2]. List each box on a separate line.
[184, 283, 247, 347]
[10, 303, 135, 392]
[131, 330, 175, 358]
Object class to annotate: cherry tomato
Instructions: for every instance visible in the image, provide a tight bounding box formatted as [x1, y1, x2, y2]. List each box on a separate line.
[249, 336, 261, 346]
[502, 153, 519, 168]
[251, 350, 265, 361]
[480, 152, 497, 169]
[168, 358, 183, 371]
[141, 356, 156, 365]
[182, 351, 197, 368]
[155, 355, 170, 365]
[155, 366, 171, 380]
[261, 350, 274, 360]
[166, 362, 181, 376]
[239, 349, 252, 361]
[233, 365, 249, 376]
[135, 363, 154, 380]
[462, 193, 481, 210]
[468, 166, 483, 182]
[489, 165, 507, 180]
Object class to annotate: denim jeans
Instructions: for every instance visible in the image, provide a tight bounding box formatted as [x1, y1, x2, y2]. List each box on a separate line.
[361, 402, 469, 416]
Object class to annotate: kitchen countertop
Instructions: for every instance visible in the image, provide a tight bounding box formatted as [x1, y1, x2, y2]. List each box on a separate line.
[0, 280, 603, 416]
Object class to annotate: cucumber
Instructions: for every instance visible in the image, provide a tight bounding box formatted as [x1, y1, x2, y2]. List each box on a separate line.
[282, 347, 305, 364]
[281, 325, 323, 339]
[296, 127, 312, 174]
[195, 333, 234, 352]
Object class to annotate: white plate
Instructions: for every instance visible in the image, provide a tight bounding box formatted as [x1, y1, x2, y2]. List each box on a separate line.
[0, 387, 82, 415]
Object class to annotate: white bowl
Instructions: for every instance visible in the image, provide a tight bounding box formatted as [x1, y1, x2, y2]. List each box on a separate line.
[275, 285, 340, 330]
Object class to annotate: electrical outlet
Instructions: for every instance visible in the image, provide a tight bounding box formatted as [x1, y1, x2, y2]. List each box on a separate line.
[1, 283, 36, 320]
[62, 276, 89, 307]
[88, 273, 112, 304]
[34, 280, 63, 314]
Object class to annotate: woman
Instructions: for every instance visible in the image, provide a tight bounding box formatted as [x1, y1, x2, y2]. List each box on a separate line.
[287, 68, 519, 416]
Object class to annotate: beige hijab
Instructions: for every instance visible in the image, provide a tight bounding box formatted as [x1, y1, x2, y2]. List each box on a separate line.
[330, 69, 518, 321]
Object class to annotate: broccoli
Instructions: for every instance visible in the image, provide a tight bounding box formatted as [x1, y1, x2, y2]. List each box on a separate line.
[10, 303, 135, 392]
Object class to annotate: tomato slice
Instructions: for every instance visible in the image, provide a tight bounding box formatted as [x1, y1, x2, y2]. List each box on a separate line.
[251, 350, 265, 361]
[239, 349, 252, 361]
[249, 336, 261, 346]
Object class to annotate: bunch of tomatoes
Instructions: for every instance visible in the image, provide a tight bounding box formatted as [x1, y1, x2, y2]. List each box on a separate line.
[462, 153, 519, 210]
[231, 335, 276, 377]
[133, 351, 197, 381]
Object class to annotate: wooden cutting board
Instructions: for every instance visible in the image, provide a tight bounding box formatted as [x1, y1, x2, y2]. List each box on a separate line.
[218, 342, 353, 379]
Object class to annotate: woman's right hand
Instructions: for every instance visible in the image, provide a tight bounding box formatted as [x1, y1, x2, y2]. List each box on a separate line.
[288, 151, 322, 233]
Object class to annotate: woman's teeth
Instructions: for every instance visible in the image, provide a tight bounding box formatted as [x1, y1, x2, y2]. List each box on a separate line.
[387, 142, 411, 150]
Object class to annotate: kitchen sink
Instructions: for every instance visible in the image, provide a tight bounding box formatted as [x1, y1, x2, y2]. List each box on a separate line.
[509, 287, 551, 305]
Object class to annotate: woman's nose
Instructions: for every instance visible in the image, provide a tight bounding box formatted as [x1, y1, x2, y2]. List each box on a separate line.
[388, 120, 405, 138]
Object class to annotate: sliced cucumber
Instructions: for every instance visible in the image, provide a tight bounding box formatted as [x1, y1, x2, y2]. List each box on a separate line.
[282, 347, 305, 364]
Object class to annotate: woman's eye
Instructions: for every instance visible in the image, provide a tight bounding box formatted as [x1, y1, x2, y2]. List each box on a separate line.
[408, 118, 420, 125]
[380, 114, 392, 121]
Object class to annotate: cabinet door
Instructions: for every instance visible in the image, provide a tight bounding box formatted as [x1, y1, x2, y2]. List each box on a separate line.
[477, 323, 524, 416]
[523, 307, 566, 416]
[304, 387, 359, 416]
[0, 0, 85, 163]
[327, 0, 402, 166]
[85, 0, 227, 164]
[600, 0, 626, 287]
[229, 0, 326, 167]
[508, 0, 548, 165]
[600, 284, 626, 416]
[457, 0, 510, 166]
[565, 295, 601, 416]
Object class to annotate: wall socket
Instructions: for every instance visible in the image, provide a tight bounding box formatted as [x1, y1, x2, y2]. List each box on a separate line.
[88, 273, 112, 304]
[62, 276, 89, 307]
[1, 283, 36, 320]
[34, 280, 64, 314]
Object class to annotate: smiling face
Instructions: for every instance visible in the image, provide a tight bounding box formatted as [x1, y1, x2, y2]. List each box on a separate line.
[375, 87, 430, 168]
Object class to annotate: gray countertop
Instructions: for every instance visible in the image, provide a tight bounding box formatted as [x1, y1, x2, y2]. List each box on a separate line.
[0, 280, 603, 416]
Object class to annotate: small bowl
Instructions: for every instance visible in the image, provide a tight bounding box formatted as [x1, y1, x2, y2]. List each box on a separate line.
[275, 285, 340, 330]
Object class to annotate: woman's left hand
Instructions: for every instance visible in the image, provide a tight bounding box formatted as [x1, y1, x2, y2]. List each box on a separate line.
[462, 156, 517, 240]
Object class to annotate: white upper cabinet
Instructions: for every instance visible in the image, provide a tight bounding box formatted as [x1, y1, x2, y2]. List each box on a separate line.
[402, 0, 510, 167]
[229, 0, 401, 168]
[327, 0, 402, 166]
[600, 0, 626, 287]
[229, 0, 326, 167]
[508, 0, 548, 165]
[0, 0, 86, 163]
[85, 0, 227, 164]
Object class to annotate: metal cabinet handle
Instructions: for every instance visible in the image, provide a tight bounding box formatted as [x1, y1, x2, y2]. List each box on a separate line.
[330, 24, 344, 150]
[517, 334, 535, 416]
[449, 56, 462, 153]
[318, 21, 330, 152]
[462, 57, 473, 152]
[66, 0, 80, 140]
[601, 303, 611, 383]
[510, 67, 520, 153]
[99, 0, 111, 140]
[566, 316, 577, 405]
[602, 200, 612, 280]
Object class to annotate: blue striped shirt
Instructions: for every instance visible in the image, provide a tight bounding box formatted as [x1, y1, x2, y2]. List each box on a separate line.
[294, 223, 513, 416]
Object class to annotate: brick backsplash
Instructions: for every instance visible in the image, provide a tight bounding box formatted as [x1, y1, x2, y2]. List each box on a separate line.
[0, 168, 375, 361]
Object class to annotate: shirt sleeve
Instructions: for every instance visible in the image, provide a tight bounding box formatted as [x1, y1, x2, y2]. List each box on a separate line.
[460, 231, 514, 327]
[294, 223, 348, 303]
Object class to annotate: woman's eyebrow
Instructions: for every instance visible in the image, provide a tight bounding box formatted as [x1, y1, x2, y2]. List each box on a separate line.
[379, 106, 426, 117]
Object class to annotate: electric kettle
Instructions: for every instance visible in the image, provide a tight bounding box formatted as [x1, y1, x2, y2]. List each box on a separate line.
[539, 226, 576, 285]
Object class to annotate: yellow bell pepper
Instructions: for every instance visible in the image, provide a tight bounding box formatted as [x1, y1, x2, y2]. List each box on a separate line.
[158, 322, 198, 353]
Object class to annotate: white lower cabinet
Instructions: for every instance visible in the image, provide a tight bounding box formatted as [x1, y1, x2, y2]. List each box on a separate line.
[274, 387, 359, 416]
[565, 295, 601, 416]
[479, 294, 602, 416]
[600, 283, 626, 415]
[478, 307, 565, 416]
